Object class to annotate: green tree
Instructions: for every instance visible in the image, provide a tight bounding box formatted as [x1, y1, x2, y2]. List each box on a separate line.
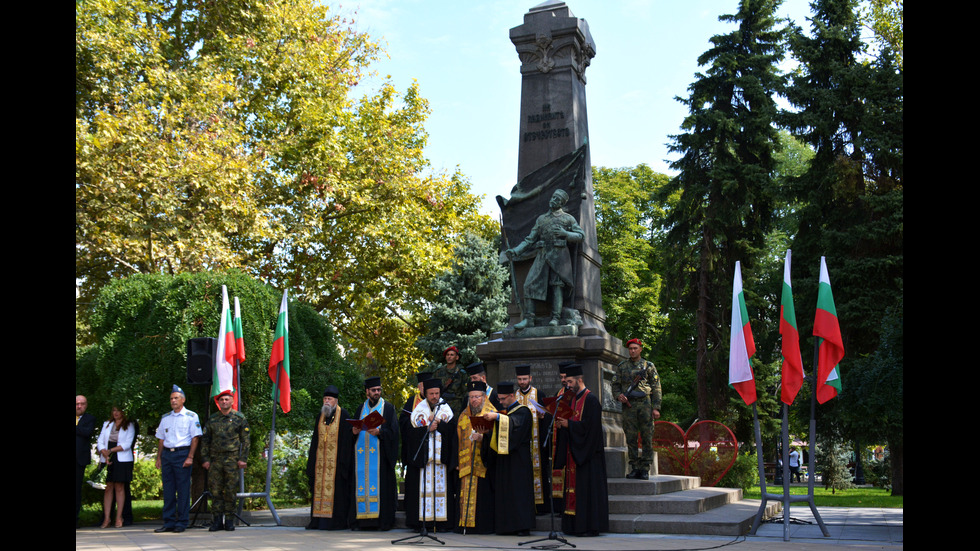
[592, 165, 668, 346]
[416, 232, 509, 371]
[842, 300, 903, 495]
[782, 0, 903, 379]
[782, 0, 902, 494]
[76, 0, 494, 377]
[864, 0, 903, 68]
[659, 0, 787, 422]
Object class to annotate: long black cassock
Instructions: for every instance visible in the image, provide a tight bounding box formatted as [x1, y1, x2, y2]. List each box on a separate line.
[487, 401, 535, 535]
[456, 400, 497, 534]
[404, 400, 457, 532]
[352, 399, 399, 530]
[555, 388, 609, 536]
[306, 407, 356, 530]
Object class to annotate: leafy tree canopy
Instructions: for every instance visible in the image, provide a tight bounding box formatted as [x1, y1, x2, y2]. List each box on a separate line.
[76, 0, 495, 384]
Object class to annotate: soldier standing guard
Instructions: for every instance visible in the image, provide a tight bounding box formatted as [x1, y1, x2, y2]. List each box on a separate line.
[430, 345, 468, 416]
[201, 390, 250, 530]
[611, 339, 661, 480]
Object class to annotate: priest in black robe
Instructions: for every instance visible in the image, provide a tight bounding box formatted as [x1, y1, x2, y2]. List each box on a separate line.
[455, 380, 496, 534]
[466, 362, 502, 410]
[306, 386, 355, 530]
[554, 364, 609, 537]
[399, 372, 432, 531]
[352, 376, 399, 530]
[484, 381, 535, 536]
[403, 378, 457, 532]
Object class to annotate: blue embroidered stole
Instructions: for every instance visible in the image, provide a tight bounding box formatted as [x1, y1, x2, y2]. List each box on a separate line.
[355, 398, 385, 519]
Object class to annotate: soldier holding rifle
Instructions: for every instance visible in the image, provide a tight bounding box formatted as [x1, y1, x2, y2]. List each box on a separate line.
[611, 338, 661, 480]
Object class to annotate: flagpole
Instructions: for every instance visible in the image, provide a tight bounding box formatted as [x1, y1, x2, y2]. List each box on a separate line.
[780, 403, 791, 541]
[805, 340, 830, 537]
[748, 404, 770, 534]
[238, 362, 282, 525]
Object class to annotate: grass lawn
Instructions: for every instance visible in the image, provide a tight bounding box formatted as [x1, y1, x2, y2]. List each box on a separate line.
[79, 500, 165, 527]
[743, 485, 902, 508]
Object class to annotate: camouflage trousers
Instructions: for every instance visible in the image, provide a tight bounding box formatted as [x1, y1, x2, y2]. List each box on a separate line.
[622, 396, 655, 471]
[208, 454, 241, 514]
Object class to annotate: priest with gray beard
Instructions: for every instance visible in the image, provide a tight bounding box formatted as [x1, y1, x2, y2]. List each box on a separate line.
[306, 385, 356, 530]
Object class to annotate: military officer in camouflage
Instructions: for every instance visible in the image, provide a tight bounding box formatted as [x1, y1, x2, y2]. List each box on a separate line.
[201, 390, 250, 530]
[430, 345, 468, 416]
[611, 338, 661, 480]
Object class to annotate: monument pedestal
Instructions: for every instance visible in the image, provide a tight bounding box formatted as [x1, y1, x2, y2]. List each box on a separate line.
[478, 327, 626, 450]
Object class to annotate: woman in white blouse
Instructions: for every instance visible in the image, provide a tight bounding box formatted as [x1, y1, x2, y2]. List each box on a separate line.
[97, 406, 136, 528]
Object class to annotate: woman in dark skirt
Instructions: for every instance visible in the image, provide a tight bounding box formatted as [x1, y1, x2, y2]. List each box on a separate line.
[97, 407, 135, 528]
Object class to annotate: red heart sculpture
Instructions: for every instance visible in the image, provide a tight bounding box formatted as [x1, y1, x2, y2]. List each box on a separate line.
[649, 420, 737, 487]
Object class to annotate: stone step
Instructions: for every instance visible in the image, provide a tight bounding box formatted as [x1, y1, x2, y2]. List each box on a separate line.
[606, 499, 782, 536]
[606, 475, 700, 495]
[608, 487, 741, 515]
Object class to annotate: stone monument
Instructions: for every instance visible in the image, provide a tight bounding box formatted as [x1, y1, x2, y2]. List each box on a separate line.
[476, 1, 628, 456]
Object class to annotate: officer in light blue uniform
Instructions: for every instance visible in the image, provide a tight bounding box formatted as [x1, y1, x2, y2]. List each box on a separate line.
[154, 384, 203, 533]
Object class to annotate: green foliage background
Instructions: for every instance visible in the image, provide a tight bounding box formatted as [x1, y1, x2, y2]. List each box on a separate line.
[76, 270, 364, 476]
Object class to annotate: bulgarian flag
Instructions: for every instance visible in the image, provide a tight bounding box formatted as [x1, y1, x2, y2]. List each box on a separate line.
[814, 257, 844, 403]
[231, 297, 246, 411]
[268, 289, 291, 413]
[212, 286, 236, 401]
[728, 261, 757, 405]
[779, 250, 804, 405]
[233, 297, 246, 363]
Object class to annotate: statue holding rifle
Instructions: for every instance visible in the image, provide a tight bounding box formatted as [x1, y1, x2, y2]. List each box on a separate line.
[504, 189, 584, 329]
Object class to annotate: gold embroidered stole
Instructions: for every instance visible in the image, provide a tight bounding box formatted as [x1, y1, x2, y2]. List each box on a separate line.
[491, 403, 528, 454]
[563, 389, 589, 516]
[456, 400, 494, 527]
[312, 409, 341, 517]
[551, 388, 566, 499]
[517, 386, 544, 504]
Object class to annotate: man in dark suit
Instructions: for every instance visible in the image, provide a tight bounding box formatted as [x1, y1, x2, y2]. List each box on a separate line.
[76, 395, 96, 528]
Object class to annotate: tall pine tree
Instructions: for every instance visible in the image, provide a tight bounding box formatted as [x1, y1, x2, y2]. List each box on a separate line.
[783, 0, 903, 494]
[782, 0, 902, 357]
[660, 0, 786, 420]
[416, 232, 509, 368]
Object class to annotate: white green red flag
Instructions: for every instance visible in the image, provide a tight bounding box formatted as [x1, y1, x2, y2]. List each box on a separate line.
[728, 261, 757, 405]
[231, 297, 246, 411]
[233, 297, 246, 363]
[814, 257, 844, 404]
[268, 290, 291, 413]
[212, 286, 236, 401]
[779, 250, 804, 405]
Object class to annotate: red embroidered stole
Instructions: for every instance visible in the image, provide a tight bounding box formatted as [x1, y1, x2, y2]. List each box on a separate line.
[563, 388, 589, 515]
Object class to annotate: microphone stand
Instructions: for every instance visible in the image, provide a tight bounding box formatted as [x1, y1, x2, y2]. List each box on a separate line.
[520, 389, 575, 548]
[392, 401, 447, 546]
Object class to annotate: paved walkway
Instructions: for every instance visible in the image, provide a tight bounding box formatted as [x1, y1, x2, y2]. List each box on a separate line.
[75, 506, 902, 550]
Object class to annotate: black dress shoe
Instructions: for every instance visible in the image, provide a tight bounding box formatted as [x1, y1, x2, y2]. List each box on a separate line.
[154, 526, 175, 533]
[174, 526, 185, 533]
